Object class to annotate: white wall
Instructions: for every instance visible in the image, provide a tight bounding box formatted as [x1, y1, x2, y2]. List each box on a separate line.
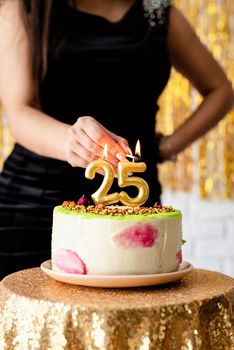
[162, 191, 234, 277]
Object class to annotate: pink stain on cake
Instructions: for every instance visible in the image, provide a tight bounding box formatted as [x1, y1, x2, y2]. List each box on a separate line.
[54, 249, 87, 274]
[112, 223, 158, 249]
[176, 250, 182, 264]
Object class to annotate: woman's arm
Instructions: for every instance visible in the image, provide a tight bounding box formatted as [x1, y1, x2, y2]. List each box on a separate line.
[0, 1, 70, 161]
[0, 1, 129, 169]
[160, 6, 234, 160]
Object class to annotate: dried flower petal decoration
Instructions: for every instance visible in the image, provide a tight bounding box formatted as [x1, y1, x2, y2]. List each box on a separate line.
[77, 195, 90, 207]
[143, 0, 172, 26]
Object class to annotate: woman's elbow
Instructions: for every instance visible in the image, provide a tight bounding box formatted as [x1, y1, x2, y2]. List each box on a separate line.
[3, 104, 28, 139]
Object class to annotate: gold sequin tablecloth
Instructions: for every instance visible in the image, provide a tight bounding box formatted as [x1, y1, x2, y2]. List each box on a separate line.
[0, 268, 234, 349]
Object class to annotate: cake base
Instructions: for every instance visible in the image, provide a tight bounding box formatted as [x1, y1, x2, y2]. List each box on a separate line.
[41, 260, 193, 288]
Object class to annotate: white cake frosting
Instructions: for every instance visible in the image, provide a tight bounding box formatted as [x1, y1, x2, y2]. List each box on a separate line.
[51, 203, 183, 275]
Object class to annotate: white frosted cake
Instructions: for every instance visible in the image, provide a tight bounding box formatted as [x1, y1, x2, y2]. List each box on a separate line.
[52, 199, 183, 275]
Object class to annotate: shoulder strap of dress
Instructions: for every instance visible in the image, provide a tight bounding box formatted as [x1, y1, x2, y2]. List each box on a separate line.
[143, 0, 172, 27]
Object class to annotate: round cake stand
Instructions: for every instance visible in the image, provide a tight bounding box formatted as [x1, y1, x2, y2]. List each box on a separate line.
[0, 268, 234, 349]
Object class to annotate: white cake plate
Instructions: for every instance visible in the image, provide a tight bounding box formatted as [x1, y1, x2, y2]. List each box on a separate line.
[40, 260, 193, 288]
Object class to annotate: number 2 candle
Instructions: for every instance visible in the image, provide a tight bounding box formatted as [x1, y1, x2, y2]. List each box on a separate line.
[85, 144, 119, 205]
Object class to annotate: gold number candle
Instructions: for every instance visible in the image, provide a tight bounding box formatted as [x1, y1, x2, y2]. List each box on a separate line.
[85, 145, 119, 205]
[118, 140, 149, 207]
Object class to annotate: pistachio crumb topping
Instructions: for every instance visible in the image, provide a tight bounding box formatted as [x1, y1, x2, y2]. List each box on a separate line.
[62, 201, 177, 216]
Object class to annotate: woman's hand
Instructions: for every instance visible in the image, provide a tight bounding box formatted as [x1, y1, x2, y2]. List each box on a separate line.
[66, 116, 132, 171]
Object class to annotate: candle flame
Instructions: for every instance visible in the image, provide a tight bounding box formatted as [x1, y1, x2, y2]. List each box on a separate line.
[103, 144, 108, 159]
[135, 140, 141, 157]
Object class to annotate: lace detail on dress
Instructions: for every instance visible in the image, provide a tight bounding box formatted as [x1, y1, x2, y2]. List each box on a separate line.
[143, 0, 172, 26]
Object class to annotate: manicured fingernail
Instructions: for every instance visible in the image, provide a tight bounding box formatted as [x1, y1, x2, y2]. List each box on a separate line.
[127, 172, 133, 176]
[116, 152, 125, 161]
[126, 146, 132, 155]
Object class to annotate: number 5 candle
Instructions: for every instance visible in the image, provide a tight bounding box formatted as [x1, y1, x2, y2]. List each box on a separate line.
[118, 140, 149, 207]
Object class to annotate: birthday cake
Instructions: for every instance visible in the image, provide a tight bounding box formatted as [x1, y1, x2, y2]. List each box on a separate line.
[51, 198, 183, 275]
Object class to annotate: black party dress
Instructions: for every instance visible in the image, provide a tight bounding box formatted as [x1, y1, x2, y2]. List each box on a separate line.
[0, 0, 171, 277]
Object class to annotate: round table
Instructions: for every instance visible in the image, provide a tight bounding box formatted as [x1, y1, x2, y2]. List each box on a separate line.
[0, 268, 234, 350]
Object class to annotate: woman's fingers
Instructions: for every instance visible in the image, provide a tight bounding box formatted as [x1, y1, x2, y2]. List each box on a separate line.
[67, 116, 129, 173]
[66, 148, 87, 169]
[66, 142, 116, 173]
[67, 135, 97, 163]
[69, 116, 131, 167]
[68, 125, 119, 167]
[104, 129, 133, 156]
[77, 117, 128, 158]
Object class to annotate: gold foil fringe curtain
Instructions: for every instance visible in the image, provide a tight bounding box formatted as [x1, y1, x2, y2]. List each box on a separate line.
[0, 0, 234, 200]
[158, 0, 234, 200]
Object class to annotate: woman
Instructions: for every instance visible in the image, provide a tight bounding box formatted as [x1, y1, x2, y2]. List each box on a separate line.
[0, 0, 233, 278]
